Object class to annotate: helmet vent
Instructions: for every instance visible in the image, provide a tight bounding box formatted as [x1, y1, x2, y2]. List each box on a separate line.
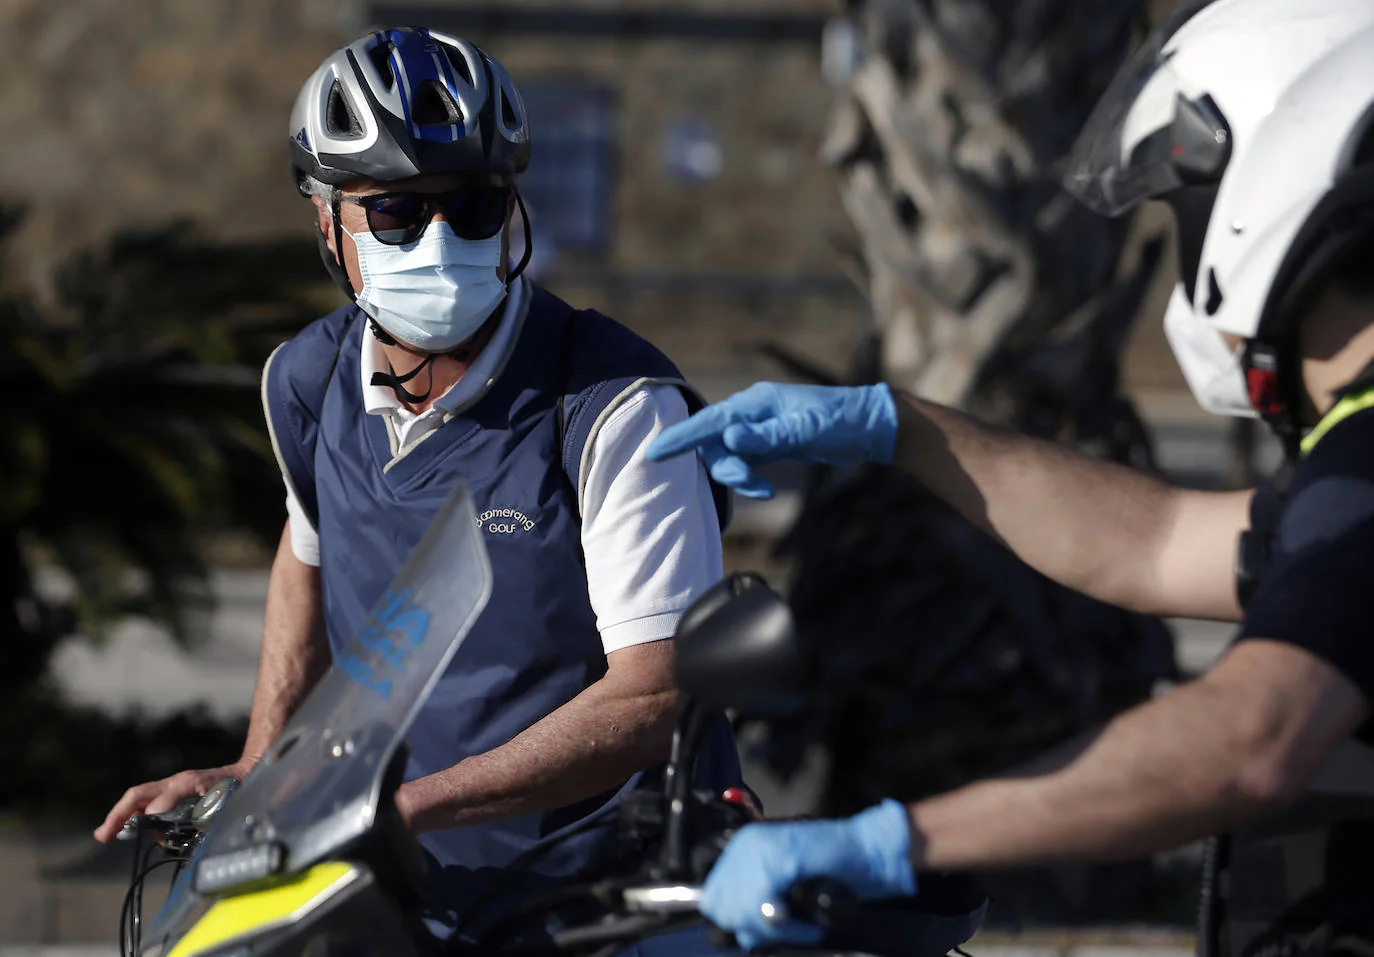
[1205, 269, 1224, 316]
[500, 89, 519, 129]
[443, 47, 474, 87]
[368, 41, 397, 90]
[412, 79, 462, 126]
[326, 80, 363, 137]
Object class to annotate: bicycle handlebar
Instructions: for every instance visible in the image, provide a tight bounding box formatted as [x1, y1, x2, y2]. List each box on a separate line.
[538, 874, 980, 957]
[117, 778, 238, 849]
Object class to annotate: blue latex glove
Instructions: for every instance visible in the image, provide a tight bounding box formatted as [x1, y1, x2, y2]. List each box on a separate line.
[646, 383, 900, 499]
[699, 799, 917, 950]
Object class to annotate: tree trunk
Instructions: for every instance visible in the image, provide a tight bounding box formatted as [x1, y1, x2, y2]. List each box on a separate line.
[825, 0, 1155, 406]
[764, 0, 1190, 924]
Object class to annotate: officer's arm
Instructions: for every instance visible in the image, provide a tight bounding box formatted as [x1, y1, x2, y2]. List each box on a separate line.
[893, 394, 1251, 621]
[239, 521, 331, 766]
[904, 639, 1368, 869]
[395, 639, 678, 832]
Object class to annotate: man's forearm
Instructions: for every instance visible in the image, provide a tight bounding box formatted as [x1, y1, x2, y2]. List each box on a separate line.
[397, 673, 677, 833]
[239, 524, 329, 768]
[907, 687, 1257, 869]
[893, 393, 1248, 619]
[905, 641, 1362, 869]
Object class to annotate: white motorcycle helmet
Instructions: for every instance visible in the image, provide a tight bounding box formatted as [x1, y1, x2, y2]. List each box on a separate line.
[1064, 0, 1374, 453]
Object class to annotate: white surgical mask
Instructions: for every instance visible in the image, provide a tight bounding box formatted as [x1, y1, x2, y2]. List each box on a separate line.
[346, 221, 507, 352]
[1162, 285, 1257, 418]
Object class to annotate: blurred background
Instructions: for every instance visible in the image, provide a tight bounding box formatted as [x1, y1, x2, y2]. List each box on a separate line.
[0, 0, 1280, 950]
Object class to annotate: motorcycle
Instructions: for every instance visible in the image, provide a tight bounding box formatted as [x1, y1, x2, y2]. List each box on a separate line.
[118, 483, 986, 957]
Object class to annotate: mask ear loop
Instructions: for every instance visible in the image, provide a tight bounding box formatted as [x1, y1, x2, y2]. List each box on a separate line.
[507, 187, 534, 283]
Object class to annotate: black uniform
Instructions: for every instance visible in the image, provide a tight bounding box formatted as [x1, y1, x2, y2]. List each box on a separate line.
[1239, 405, 1374, 709]
[1211, 379, 1374, 957]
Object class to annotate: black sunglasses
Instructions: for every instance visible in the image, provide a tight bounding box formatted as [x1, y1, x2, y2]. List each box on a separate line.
[341, 185, 512, 245]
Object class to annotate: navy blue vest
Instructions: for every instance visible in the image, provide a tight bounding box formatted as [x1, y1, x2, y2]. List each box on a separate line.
[262, 282, 742, 932]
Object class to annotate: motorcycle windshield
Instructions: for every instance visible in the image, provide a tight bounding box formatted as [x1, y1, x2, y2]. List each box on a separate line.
[145, 484, 492, 952]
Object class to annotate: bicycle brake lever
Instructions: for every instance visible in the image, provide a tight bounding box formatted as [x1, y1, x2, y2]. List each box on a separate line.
[189, 777, 238, 831]
[116, 787, 221, 844]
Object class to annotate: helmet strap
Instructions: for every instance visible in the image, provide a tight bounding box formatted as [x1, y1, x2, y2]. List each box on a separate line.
[508, 188, 533, 283]
[368, 307, 504, 405]
[314, 185, 358, 303]
[367, 316, 399, 346]
[1244, 339, 1302, 461]
[371, 352, 438, 404]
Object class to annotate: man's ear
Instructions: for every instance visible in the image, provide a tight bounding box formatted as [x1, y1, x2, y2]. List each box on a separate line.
[311, 194, 337, 255]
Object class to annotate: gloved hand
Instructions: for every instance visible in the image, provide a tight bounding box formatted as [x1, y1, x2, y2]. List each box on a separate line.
[646, 383, 900, 499]
[699, 799, 917, 950]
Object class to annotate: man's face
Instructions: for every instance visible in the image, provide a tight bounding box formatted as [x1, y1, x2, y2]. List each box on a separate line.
[311, 172, 516, 296]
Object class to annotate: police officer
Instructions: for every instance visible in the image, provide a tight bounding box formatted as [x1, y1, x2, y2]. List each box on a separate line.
[95, 27, 743, 943]
[649, 0, 1374, 950]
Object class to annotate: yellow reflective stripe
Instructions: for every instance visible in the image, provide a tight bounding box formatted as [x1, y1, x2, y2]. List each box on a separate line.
[168, 862, 359, 957]
[1301, 386, 1374, 456]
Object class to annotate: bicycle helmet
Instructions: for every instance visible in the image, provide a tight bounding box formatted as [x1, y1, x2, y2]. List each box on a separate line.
[290, 28, 533, 308]
[290, 26, 529, 187]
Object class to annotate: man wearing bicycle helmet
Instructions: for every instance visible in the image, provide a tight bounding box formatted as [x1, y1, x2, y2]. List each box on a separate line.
[649, 0, 1374, 951]
[95, 27, 743, 942]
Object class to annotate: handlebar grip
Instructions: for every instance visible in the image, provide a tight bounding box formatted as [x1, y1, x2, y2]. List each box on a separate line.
[786, 877, 858, 928]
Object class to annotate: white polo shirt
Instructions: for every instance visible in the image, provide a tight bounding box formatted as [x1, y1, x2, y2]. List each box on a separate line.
[284, 280, 723, 655]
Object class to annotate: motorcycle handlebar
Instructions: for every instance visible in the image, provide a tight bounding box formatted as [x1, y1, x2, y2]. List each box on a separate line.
[597, 875, 979, 957]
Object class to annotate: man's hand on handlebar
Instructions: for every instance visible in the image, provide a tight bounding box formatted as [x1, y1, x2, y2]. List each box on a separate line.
[700, 800, 918, 949]
[93, 761, 252, 844]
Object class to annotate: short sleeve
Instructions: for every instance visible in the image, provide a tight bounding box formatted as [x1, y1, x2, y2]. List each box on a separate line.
[1237, 410, 1374, 706]
[285, 485, 322, 567]
[578, 385, 724, 654]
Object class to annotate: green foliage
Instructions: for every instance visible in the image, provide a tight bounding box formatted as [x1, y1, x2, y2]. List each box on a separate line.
[0, 202, 322, 702]
[0, 696, 248, 823]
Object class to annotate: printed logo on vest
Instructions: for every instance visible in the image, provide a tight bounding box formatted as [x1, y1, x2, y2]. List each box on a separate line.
[476, 507, 537, 536]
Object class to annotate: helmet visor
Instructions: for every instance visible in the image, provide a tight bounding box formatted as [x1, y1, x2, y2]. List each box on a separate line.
[1063, 0, 1231, 216]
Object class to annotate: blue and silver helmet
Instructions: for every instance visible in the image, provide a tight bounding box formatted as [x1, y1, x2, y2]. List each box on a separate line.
[289, 27, 530, 187]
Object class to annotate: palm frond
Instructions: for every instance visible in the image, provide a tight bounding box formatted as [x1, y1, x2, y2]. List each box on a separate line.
[0, 207, 323, 658]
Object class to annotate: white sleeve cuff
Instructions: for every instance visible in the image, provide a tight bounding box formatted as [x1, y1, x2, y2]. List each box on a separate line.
[284, 487, 322, 567]
[599, 612, 685, 654]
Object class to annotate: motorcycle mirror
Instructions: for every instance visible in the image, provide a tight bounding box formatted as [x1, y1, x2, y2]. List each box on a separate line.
[672, 573, 811, 716]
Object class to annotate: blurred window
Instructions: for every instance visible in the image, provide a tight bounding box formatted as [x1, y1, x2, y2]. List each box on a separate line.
[519, 83, 616, 250]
